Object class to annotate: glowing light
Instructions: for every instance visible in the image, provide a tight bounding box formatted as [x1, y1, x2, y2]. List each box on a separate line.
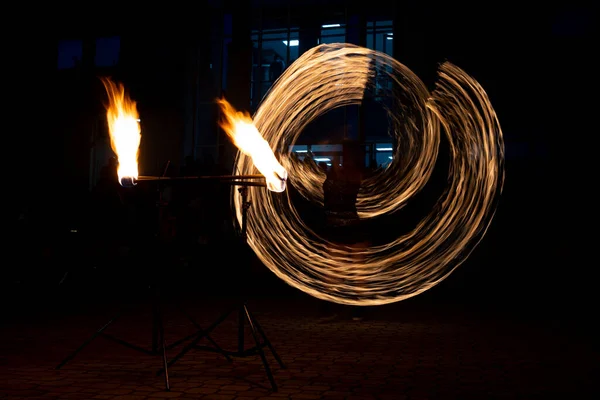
[231, 43, 504, 306]
[100, 77, 141, 185]
[217, 97, 287, 192]
[283, 40, 299, 46]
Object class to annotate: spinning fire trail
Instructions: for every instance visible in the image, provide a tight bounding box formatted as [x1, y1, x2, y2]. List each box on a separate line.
[103, 43, 504, 307]
[232, 43, 504, 306]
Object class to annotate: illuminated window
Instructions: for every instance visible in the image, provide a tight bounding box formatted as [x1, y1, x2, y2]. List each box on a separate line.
[366, 20, 393, 56]
[251, 27, 299, 108]
[290, 144, 308, 153]
[375, 143, 393, 167]
[320, 23, 345, 45]
[366, 20, 393, 98]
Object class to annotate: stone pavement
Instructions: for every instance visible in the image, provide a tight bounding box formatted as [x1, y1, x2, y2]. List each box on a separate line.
[0, 289, 597, 400]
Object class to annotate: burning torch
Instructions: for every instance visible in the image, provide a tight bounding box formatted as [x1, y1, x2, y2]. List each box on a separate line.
[100, 77, 287, 191]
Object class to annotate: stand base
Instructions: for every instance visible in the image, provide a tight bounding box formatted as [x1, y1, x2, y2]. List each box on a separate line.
[161, 301, 285, 392]
[54, 288, 230, 392]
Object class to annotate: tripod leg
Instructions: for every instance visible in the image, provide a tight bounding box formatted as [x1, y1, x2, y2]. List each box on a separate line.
[55, 309, 124, 370]
[58, 271, 69, 286]
[154, 301, 170, 391]
[243, 305, 277, 392]
[159, 306, 235, 374]
[245, 307, 285, 369]
[174, 303, 232, 362]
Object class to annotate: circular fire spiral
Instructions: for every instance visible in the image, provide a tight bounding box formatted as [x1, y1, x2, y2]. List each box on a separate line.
[232, 43, 505, 306]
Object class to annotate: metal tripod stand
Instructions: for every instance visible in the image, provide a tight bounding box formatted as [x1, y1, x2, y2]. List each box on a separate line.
[54, 176, 230, 391]
[55, 280, 171, 389]
[159, 183, 285, 392]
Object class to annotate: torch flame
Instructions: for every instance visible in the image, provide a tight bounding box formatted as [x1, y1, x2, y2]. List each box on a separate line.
[100, 77, 141, 184]
[217, 97, 287, 192]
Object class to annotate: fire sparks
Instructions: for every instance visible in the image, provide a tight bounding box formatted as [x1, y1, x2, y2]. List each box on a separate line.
[100, 77, 141, 185]
[217, 97, 287, 192]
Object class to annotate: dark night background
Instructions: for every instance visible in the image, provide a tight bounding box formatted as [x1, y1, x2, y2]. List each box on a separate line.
[5, 1, 596, 333]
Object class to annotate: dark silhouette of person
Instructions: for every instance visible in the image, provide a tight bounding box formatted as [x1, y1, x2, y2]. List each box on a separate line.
[318, 139, 370, 321]
[318, 161, 329, 174]
[269, 54, 285, 82]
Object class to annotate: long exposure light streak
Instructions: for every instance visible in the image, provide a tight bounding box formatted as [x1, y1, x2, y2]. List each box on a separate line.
[232, 43, 504, 306]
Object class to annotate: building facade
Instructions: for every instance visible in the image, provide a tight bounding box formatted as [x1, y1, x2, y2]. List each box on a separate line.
[54, 1, 440, 196]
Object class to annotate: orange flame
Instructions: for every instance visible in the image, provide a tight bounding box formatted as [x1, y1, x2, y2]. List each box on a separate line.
[100, 77, 141, 184]
[217, 97, 287, 192]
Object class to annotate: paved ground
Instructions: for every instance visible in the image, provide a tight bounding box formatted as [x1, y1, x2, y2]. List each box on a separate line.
[0, 279, 597, 400]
